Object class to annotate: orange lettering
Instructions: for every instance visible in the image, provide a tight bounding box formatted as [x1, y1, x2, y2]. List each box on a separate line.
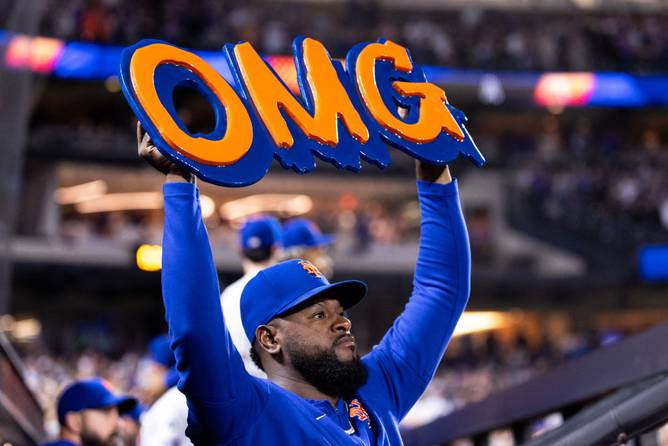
[130, 43, 253, 165]
[233, 39, 369, 149]
[354, 40, 464, 143]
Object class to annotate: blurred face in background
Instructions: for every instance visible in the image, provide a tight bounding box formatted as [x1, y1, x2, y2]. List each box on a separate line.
[72, 407, 121, 446]
[136, 361, 167, 405]
[117, 415, 140, 446]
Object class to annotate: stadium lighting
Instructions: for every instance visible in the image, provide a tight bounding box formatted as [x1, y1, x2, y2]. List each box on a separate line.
[70, 191, 215, 217]
[136, 244, 162, 272]
[452, 312, 513, 336]
[75, 192, 163, 213]
[54, 180, 108, 204]
[219, 194, 313, 222]
[1, 317, 42, 342]
[571, 0, 601, 8]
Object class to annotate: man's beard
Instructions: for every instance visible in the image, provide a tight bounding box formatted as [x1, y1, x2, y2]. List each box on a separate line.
[80, 429, 121, 446]
[286, 339, 368, 400]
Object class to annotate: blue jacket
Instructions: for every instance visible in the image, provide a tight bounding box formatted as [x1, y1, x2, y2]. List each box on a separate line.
[162, 180, 470, 445]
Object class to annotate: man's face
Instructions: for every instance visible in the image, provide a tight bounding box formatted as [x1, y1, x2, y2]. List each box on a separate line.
[137, 362, 167, 404]
[79, 406, 121, 446]
[274, 298, 368, 398]
[117, 416, 140, 446]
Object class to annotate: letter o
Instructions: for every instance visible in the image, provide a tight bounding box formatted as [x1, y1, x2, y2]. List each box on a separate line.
[130, 43, 253, 165]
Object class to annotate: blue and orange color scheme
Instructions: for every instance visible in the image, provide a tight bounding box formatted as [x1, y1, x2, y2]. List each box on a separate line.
[120, 37, 485, 187]
[348, 399, 371, 427]
[1, 30, 663, 108]
[297, 260, 323, 278]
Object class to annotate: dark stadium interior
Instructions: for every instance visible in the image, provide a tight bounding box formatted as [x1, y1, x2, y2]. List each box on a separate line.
[1, 0, 668, 445]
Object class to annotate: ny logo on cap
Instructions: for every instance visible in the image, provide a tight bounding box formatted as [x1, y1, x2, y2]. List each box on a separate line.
[298, 260, 322, 278]
[100, 378, 115, 392]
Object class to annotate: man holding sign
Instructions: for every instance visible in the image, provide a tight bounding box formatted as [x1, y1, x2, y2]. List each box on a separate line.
[139, 116, 472, 444]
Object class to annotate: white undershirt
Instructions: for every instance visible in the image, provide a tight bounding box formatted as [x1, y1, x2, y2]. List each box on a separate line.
[139, 386, 193, 446]
[220, 270, 268, 379]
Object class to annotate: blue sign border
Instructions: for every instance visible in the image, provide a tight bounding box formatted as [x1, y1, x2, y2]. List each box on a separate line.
[120, 37, 485, 187]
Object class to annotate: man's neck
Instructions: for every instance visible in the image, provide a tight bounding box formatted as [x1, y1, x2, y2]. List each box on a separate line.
[59, 429, 81, 445]
[267, 369, 339, 407]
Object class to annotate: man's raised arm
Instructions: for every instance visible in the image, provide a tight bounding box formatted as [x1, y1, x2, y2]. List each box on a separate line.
[362, 161, 471, 419]
[139, 125, 269, 442]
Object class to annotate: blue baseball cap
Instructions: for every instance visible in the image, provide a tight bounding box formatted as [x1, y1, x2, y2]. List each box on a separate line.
[57, 378, 137, 425]
[282, 218, 334, 249]
[240, 216, 283, 250]
[148, 334, 175, 368]
[124, 403, 145, 424]
[240, 259, 367, 343]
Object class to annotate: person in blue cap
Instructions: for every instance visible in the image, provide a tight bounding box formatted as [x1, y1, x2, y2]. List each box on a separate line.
[282, 217, 335, 278]
[139, 125, 471, 445]
[118, 403, 144, 446]
[138, 334, 178, 405]
[43, 378, 136, 446]
[219, 215, 283, 378]
[138, 335, 192, 446]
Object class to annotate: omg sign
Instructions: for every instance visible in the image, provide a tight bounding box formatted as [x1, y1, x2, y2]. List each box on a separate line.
[120, 37, 485, 187]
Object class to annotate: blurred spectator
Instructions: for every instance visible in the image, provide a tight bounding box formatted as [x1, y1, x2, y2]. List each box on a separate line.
[118, 404, 144, 446]
[136, 335, 175, 406]
[220, 216, 283, 378]
[37, 1, 668, 73]
[138, 335, 192, 446]
[42, 378, 136, 446]
[21, 324, 622, 435]
[514, 124, 668, 250]
[49, 120, 666, 261]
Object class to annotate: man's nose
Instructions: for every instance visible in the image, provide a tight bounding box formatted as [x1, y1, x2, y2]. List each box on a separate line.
[333, 314, 352, 332]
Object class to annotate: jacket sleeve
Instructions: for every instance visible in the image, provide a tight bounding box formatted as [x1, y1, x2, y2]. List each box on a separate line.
[361, 179, 471, 420]
[162, 182, 269, 442]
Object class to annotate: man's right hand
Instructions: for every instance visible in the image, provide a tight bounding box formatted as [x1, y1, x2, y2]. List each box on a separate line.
[137, 122, 193, 183]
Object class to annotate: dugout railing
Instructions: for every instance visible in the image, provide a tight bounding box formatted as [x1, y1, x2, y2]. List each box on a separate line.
[524, 372, 668, 446]
[0, 331, 45, 446]
[402, 323, 668, 446]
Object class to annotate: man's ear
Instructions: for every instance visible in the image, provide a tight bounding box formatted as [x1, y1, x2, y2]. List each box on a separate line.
[64, 411, 82, 434]
[256, 324, 281, 355]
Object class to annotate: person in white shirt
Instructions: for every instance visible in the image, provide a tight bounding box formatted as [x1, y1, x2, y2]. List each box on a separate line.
[220, 216, 283, 378]
[119, 402, 144, 446]
[138, 335, 192, 446]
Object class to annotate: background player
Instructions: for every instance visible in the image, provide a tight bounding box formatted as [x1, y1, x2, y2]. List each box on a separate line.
[138, 335, 192, 446]
[219, 216, 283, 378]
[117, 404, 143, 446]
[42, 378, 136, 446]
[282, 217, 335, 278]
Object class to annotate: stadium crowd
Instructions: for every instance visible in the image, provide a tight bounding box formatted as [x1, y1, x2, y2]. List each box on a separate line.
[17, 326, 607, 439]
[513, 124, 668, 249]
[57, 191, 422, 254]
[36, 0, 668, 72]
[0, 2, 665, 444]
[51, 119, 667, 257]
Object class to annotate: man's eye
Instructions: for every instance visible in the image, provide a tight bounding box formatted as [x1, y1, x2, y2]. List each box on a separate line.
[313, 312, 325, 319]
